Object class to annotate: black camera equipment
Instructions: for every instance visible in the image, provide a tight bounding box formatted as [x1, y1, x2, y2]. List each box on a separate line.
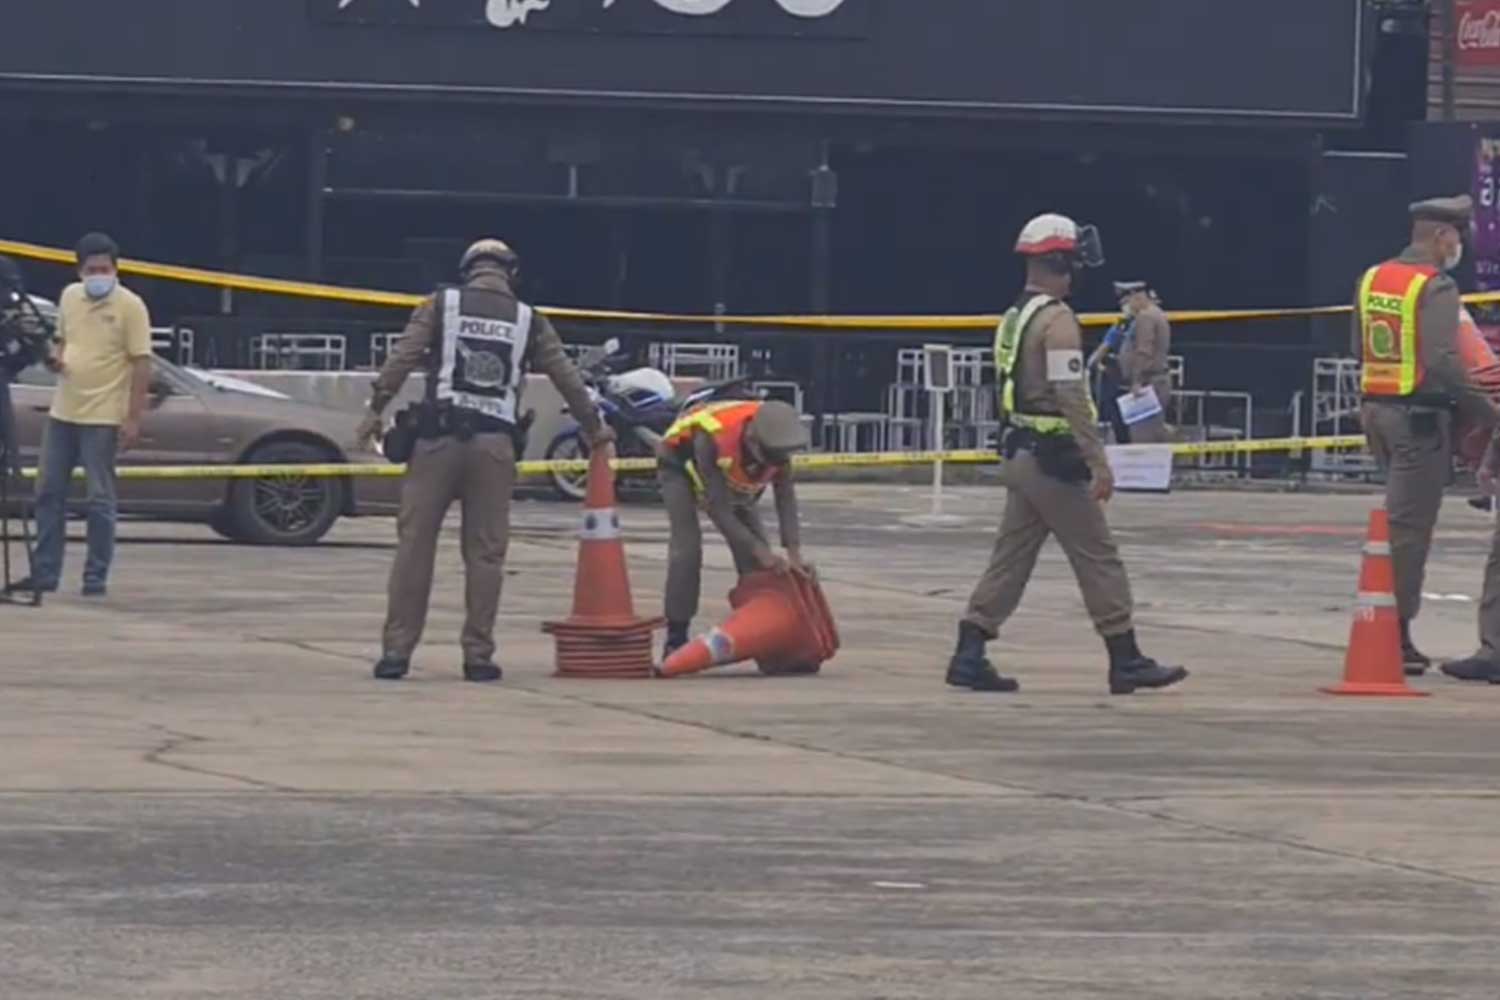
[0, 254, 53, 606]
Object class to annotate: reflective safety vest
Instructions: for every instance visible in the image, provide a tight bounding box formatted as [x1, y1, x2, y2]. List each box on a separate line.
[662, 399, 784, 499]
[428, 286, 533, 426]
[994, 294, 1097, 436]
[1357, 261, 1435, 398]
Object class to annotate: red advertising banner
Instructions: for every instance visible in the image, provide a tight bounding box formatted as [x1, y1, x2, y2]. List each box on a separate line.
[1458, 1, 1500, 70]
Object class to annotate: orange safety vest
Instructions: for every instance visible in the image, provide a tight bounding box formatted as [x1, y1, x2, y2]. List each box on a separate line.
[662, 399, 784, 499]
[1358, 261, 1436, 397]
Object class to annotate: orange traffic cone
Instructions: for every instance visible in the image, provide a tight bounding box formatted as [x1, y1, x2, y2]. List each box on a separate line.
[1322, 508, 1429, 697]
[660, 569, 839, 678]
[542, 447, 663, 679]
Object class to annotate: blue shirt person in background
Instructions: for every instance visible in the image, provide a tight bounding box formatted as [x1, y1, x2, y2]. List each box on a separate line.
[1088, 306, 1135, 443]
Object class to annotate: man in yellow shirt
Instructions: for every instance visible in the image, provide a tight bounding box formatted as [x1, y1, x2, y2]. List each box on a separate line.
[17, 233, 152, 597]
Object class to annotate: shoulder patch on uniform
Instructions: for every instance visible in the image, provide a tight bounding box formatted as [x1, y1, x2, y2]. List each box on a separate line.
[1046, 349, 1085, 382]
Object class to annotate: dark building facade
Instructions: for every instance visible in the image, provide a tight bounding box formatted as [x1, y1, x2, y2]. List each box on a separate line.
[0, 0, 1377, 413]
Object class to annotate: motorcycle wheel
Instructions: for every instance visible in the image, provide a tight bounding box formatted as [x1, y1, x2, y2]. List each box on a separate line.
[544, 431, 590, 502]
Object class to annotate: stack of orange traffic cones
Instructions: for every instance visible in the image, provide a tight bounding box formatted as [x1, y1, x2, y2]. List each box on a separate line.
[1322, 507, 1428, 698]
[543, 447, 663, 679]
[660, 568, 839, 678]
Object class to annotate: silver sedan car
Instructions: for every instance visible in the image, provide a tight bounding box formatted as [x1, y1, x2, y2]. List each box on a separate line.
[7, 354, 397, 546]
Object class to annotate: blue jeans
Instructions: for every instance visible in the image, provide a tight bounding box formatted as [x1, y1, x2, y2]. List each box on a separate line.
[32, 418, 118, 589]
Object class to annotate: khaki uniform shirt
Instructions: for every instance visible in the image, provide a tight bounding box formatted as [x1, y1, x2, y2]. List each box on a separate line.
[1015, 294, 1109, 473]
[1351, 246, 1495, 426]
[370, 267, 603, 438]
[1122, 303, 1170, 389]
[51, 282, 153, 426]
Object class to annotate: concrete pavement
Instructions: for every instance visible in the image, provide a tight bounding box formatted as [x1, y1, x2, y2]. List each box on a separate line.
[2, 484, 1498, 998]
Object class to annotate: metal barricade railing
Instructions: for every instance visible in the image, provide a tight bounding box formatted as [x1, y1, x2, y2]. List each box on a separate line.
[1311, 356, 1375, 478]
[249, 333, 348, 372]
[150, 326, 194, 367]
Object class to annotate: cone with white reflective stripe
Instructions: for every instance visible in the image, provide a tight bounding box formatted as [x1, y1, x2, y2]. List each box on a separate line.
[1322, 507, 1428, 697]
[659, 569, 838, 678]
[543, 445, 663, 679]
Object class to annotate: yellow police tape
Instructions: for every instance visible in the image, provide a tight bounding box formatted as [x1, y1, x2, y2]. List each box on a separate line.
[9, 235, 1500, 331]
[16, 435, 1370, 482]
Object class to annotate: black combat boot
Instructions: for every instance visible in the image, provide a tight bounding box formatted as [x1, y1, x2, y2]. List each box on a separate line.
[1105, 631, 1188, 695]
[664, 621, 691, 662]
[1399, 620, 1431, 677]
[463, 661, 502, 683]
[945, 622, 1020, 692]
[373, 654, 410, 680]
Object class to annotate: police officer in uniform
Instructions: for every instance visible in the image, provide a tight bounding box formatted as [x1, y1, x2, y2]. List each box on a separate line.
[1352, 196, 1498, 675]
[1114, 280, 1173, 444]
[946, 214, 1188, 695]
[356, 239, 611, 682]
[656, 399, 810, 660]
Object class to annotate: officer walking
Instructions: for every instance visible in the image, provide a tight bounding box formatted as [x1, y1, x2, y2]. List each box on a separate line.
[656, 398, 810, 660]
[356, 239, 611, 682]
[1114, 280, 1173, 444]
[1352, 196, 1498, 675]
[946, 214, 1188, 695]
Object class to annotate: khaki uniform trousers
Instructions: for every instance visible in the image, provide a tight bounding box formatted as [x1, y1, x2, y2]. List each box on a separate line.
[660, 462, 768, 624]
[1362, 402, 1451, 622]
[383, 432, 516, 664]
[1475, 512, 1500, 664]
[964, 450, 1134, 638]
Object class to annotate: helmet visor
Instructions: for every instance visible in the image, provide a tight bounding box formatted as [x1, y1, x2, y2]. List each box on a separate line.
[1075, 224, 1105, 269]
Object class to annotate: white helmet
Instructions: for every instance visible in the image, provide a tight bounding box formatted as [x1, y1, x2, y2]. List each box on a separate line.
[1014, 213, 1104, 268]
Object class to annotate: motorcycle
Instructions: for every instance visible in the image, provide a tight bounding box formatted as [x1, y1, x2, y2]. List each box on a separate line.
[544, 338, 760, 501]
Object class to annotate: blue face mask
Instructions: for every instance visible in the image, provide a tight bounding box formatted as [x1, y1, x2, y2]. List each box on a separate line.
[83, 274, 116, 299]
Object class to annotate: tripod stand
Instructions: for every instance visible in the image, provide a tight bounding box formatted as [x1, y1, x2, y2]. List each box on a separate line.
[0, 363, 41, 607]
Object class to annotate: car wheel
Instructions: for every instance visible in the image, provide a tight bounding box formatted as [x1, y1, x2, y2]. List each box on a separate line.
[544, 431, 589, 502]
[227, 440, 344, 546]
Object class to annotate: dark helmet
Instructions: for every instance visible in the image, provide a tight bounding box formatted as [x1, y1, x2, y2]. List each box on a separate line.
[459, 238, 520, 278]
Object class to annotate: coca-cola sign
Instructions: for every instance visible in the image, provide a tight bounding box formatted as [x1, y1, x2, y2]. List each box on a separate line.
[313, 0, 868, 38]
[1458, 1, 1500, 70]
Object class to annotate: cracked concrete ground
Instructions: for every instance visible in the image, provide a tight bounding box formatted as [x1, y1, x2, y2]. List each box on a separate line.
[2, 482, 1498, 999]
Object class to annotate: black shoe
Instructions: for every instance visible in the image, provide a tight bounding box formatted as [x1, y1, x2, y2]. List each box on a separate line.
[1109, 656, 1190, 695]
[663, 621, 691, 664]
[9, 576, 57, 594]
[1399, 620, 1431, 677]
[945, 621, 1020, 692]
[1401, 644, 1431, 677]
[1440, 656, 1500, 683]
[463, 661, 502, 683]
[1105, 630, 1187, 694]
[946, 654, 1021, 692]
[81, 581, 107, 598]
[373, 655, 410, 680]
[759, 660, 822, 677]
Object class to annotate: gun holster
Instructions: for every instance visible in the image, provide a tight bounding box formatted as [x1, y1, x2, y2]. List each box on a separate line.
[381, 403, 423, 464]
[1001, 425, 1092, 484]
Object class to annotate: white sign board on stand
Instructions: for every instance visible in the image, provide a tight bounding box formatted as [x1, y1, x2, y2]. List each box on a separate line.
[1105, 444, 1174, 493]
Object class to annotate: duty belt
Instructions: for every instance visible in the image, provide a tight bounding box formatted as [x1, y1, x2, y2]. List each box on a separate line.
[416, 402, 513, 441]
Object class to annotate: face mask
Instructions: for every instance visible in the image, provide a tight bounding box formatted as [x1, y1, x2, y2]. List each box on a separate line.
[83, 274, 116, 299]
